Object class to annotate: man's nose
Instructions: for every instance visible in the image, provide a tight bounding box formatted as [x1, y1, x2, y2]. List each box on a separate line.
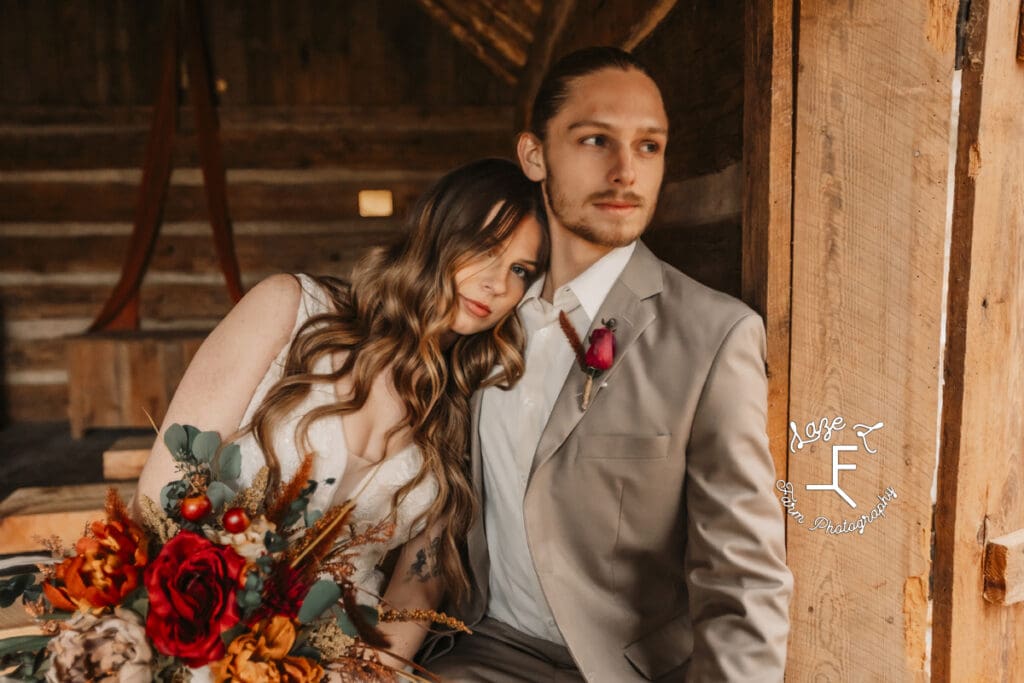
[609, 147, 637, 186]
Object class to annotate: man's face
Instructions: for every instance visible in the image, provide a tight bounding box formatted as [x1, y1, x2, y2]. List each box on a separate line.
[537, 68, 668, 248]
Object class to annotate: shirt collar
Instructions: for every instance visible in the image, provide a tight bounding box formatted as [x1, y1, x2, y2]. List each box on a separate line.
[519, 241, 636, 321]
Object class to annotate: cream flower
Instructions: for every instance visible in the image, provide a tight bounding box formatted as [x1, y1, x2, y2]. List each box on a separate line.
[45, 608, 153, 682]
[204, 515, 277, 559]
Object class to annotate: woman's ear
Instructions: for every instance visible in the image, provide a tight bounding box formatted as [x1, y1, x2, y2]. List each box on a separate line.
[516, 132, 546, 182]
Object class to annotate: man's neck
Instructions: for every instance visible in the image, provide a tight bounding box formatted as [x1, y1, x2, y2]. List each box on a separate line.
[541, 225, 614, 302]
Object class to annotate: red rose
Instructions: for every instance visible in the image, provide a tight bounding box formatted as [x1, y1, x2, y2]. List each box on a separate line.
[584, 327, 615, 371]
[144, 532, 247, 667]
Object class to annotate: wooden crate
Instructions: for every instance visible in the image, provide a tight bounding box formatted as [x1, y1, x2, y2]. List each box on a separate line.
[65, 331, 204, 437]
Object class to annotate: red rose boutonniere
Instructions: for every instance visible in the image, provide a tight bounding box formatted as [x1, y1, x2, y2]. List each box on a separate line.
[559, 311, 617, 410]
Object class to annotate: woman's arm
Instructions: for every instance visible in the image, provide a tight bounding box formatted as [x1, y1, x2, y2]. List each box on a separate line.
[132, 273, 302, 518]
[376, 524, 447, 666]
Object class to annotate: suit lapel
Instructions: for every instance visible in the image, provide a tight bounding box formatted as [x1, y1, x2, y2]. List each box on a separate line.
[529, 242, 663, 477]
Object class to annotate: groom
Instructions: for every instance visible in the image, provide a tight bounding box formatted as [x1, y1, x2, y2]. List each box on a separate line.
[427, 47, 792, 682]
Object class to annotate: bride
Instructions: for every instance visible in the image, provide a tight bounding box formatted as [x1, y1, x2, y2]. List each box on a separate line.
[133, 157, 547, 664]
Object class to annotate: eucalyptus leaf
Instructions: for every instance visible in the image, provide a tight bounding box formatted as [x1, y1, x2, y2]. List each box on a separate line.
[184, 424, 201, 447]
[0, 635, 51, 658]
[0, 574, 34, 608]
[163, 424, 189, 459]
[206, 481, 235, 512]
[217, 443, 242, 481]
[304, 508, 323, 528]
[192, 431, 221, 464]
[297, 579, 342, 624]
[335, 611, 358, 637]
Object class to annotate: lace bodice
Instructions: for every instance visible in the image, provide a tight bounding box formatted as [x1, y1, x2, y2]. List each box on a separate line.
[229, 274, 439, 601]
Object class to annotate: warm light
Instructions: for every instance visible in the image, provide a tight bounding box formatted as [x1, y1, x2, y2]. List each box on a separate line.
[358, 190, 393, 217]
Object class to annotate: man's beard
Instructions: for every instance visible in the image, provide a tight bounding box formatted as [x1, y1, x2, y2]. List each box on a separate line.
[544, 168, 652, 249]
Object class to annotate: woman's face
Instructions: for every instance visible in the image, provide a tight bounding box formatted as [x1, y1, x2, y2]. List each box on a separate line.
[450, 212, 544, 337]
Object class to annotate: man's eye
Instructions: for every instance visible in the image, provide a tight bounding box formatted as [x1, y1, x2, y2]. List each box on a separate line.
[581, 135, 606, 147]
[640, 141, 661, 154]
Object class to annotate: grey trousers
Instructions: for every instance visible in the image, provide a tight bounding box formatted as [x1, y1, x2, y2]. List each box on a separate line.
[429, 617, 585, 683]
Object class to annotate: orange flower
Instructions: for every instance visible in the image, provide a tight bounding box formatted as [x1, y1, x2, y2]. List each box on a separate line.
[211, 616, 323, 683]
[42, 518, 148, 612]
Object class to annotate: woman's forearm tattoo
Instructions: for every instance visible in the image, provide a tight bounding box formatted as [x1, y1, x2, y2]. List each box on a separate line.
[407, 537, 441, 582]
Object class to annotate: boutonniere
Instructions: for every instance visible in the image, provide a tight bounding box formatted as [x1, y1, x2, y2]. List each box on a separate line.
[559, 311, 616, 410]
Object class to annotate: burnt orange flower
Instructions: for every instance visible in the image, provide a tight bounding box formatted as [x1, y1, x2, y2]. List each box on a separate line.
[42, 518, 149, 612]
[211, 615, 323, 683]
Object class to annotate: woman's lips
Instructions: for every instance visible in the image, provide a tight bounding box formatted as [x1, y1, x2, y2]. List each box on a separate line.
[461, 295, 491, 318]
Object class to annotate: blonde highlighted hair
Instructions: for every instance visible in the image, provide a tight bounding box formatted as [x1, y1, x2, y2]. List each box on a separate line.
[245, 159, 547, 604]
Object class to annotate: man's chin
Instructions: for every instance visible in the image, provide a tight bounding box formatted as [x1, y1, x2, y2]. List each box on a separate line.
[565, 219, 646, 249]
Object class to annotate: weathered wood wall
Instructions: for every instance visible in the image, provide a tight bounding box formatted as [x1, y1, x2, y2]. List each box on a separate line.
[0, 0, 515, 423]
[932, 0, 1024, 679]
[0, 0, 746, 425]
[786, 0, 957, 679]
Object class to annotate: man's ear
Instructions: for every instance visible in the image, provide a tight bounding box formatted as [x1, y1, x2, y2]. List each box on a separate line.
[516, 132, 546, 182]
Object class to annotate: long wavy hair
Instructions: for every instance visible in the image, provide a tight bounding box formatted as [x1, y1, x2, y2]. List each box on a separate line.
[244, 158, 548, 605]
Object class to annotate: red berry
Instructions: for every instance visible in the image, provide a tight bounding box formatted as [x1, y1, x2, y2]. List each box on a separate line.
[180, 495, 212, 522]
[222, 507, 250, 534]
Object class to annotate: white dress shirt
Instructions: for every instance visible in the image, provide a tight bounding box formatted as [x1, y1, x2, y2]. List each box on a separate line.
[479, 241, 636, 644]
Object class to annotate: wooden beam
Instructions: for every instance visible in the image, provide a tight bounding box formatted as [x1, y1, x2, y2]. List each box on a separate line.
[932, 0, 1024, 679]
[622, 0, 680, 51]
[787, 0, 956, 679]
[984, 529, 1024, 605]
[742, 0, 794, 488]
[515, 0, 577, 132]
[413, 0, 517, 85]
[435, 0, 530, 68]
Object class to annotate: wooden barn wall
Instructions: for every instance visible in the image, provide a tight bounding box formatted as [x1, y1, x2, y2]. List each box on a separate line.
[634, 0, 745, 300]
[786, 0, 957, 679]
[0, 0, 746, 425]
[931, 0, 1024, 678]
[0, 0, 516, 424]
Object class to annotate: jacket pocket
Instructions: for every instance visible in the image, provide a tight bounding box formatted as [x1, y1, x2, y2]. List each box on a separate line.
[577, 434, 670, 459]
[623, 611, 694, 680]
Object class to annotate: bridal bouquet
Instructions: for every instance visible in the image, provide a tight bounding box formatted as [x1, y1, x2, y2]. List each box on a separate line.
[0, 424, 457, 682]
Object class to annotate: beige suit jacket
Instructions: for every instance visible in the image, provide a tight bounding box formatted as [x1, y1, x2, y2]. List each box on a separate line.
[446, 242, 792, 681]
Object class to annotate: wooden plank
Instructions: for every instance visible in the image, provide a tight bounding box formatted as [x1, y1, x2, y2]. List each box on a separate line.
[983, 529, 1024, 605]
[557, 0, 679, 56]
[412, 0, 518, 84]
[932, 0, 1024, 679]
[0, 225, 406, 275]
[66, 333, 204, 436]
[515, 0, 576, 131]
[0, 482, 137, 554]
[742, 0, 794, 487]
[634, 0, 744, 181]
[103, 436, 153, 481]
[787, 0, 956, 680]
[434, 0, 529, 67]
[2, 384, 68, 424]
[0, 177, 431, 222]
[0, 124, 514, 171]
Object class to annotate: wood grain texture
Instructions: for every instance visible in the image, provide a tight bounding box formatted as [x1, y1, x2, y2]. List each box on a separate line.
[742, 0, 794, 493]
[66, 333, 205, 436]
[787, 0, 956, 679]
[932, 0, 1024, 679]
[0, 482, 137, 554]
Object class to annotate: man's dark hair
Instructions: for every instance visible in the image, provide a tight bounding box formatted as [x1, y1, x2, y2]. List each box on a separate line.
[529, 46, 658, 140]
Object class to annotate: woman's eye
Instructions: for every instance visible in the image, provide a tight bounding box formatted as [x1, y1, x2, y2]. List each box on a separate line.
[511, 264, 529, 279]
